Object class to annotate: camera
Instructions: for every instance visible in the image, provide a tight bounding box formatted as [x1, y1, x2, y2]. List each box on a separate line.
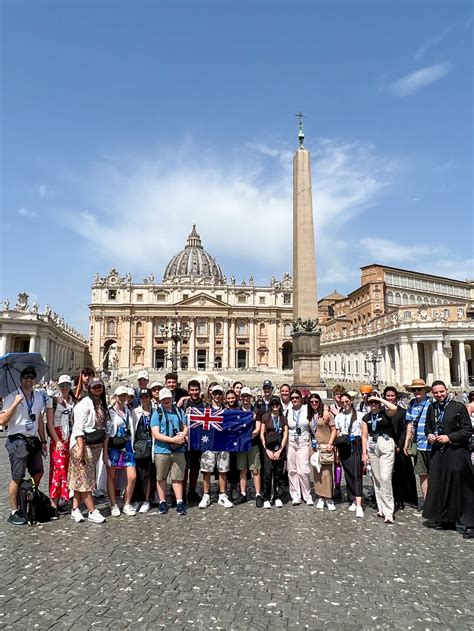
[295, 426, 302, 436]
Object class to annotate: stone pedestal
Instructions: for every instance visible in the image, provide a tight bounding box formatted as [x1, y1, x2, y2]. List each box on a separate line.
[292, 331, 325, 390]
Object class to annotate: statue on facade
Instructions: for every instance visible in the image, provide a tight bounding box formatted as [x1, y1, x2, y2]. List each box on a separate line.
[15, 292, 29, 311]
[125, 273, 132, 283]
[44, 304, 52, 317]
[2, 299, 9, 311]
[94, 272, 100, 282]
[31, 303, 39, 313]
[249, 275, 254, 286]
[230, 275, 236, 285]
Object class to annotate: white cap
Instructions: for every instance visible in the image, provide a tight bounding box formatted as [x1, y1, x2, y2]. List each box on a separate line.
[240, 387, 252, 396]
[58, 374, 72, 386]
[114, 385, 129, 396]
[127, 387, 135, 396]
[211, 384, 224, 394]
[137, 370, 149, 381]
[159, 387, 173, 401]
[150, 381, 163, 389]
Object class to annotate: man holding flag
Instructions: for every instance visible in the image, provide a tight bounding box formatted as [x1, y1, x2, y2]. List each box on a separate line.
[188, 385, 253, 510]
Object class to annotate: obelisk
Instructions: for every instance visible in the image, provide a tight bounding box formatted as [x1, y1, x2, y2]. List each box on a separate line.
[292, 113, 323, 389]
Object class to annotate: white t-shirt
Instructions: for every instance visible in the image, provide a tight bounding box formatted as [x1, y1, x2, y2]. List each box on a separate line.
[3, 390, 44, 437]
[335, 409, 364, 437]
[287, 405, 309, 440]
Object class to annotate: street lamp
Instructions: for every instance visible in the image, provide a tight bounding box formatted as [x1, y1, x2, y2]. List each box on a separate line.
[160, 312, 191, 372]
[365, 348, 382, 389]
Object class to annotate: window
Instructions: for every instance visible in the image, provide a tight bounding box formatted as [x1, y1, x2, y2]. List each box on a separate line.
[136, 293, 143, 302]
[108, 290, 117, 300]
[107, 320, 116, 336]
[197, 320, 207, 335]
[216, 294, 222, 301]
[283, 293, 291, 304]
[237, 320, 246, 336]
[404, 311, 412, 320]
[237, 294, 247, 304]
[215, 322, 222, 336]
[259, 323, 266, 335]
[182, 294, 189, 301]
[155, 292, 166, 302]
[443, 309, 449, 317]
[259, 296, 266, 305]
[136, 321, 143, 336]
[284, 323, 292, 336]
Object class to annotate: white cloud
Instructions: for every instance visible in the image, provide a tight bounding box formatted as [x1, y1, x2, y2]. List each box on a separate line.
[63, 138, 394, 281]
[18, 207, 38, 218]
[359, 237, 440, 263]
[388, 62, 453, 97]
[39, 184, 47, 198]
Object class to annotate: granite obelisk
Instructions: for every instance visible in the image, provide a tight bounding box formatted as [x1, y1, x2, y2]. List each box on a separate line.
[292, 113, 323, 389]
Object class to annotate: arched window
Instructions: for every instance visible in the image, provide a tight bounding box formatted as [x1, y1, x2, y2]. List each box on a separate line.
[402, 293, 408, 305]
[387, 290, 394, 304]
[215, 322, 222, 336]
[107, 319, 116, 336]
[136, 321, 143, 336]
[259, 322, 266, 335]
[394, 292, 401, 305]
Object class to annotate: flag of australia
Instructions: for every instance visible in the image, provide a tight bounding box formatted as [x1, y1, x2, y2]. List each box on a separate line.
[188, 407, 253, 452]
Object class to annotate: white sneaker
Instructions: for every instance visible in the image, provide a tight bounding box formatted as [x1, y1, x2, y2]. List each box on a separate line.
[292, 499, 302, 506]
[71, 508, 85, 523]
[326, 500, 336, 511]
[139, 502, 150, 513]
[110, 504, 121, 517]
[218, 494, 233, 509]
[306, 498, 314, 506]
[348, 502, 356, 512]
[356, 506, 364, 518]
[131, 502, 140, 512]
[88, 509, 106, 523]
[198, 493, 210, 509]
[274, 499, 283, 508]
[316, 498, 325, 510]
[122, 504, 136, 516]
[263, 500, 272, 509]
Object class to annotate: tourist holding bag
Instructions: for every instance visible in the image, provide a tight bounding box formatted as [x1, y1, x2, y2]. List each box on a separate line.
[308, 394, 336, 511]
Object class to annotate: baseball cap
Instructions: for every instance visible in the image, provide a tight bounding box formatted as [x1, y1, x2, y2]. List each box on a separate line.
[159, 387, 173, 400]
[149, 381, 163, 390]
[58, 374, 72, 386]
[137, 370, 149, 381]
[262, 380, 273, 388]
[139, 388, 151, 398]
[269, 396, 281, 407]
[88, 378, 104, 389]
[240, 387, 252, 396]
[114, 385, 129, 396]
[20, 367, 37, 379]
[211, 385, 224, 394]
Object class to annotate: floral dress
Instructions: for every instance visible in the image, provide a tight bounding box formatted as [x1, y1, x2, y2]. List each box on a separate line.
[49, 397, 74, 501]
[67, 405, 106, 492]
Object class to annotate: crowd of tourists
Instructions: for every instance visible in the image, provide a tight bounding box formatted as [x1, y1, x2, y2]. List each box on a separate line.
[1, 366, 473, 539]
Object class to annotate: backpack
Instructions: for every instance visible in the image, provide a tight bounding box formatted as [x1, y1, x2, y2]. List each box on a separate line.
[18, 479, 55, 525]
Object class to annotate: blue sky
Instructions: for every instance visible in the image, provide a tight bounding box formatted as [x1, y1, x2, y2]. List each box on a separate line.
[1, 1, 473, 334]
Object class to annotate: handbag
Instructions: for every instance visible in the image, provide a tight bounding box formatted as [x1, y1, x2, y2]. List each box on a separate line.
[134, 413, 152, 459]
[109, 434, 128, 449]
[335, 411, 357, 447]
[319, 444, 335, 465]
[84, 428, 106, 445]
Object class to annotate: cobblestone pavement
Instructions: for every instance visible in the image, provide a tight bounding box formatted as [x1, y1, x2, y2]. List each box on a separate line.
[0, 438, 472, 630]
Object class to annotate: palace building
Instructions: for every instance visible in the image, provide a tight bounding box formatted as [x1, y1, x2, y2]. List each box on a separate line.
[89, 226, 295, 374]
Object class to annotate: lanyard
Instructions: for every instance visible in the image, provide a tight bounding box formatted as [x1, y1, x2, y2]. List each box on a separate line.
[370, 414, 380, 432]
[21, 389, 34, 416]
[140, 411, 151, 429]
[342, 413, 352, 434]
[434, 402, 447, 431]
[293, 408, 301, 428]
[271, 415, 281, 433]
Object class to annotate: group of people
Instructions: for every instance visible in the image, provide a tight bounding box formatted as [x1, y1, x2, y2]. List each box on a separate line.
[1, 366, 473, 539]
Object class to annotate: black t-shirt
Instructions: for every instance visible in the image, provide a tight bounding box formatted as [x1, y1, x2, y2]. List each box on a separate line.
[362, 410, 395, 438]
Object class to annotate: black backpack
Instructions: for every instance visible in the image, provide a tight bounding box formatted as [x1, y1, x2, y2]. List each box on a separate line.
[18, 479, 55, 525]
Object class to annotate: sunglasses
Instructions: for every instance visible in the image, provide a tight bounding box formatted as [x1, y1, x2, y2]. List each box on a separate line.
[22, 375, 35, 380]
[309, 399, 320, 404]
[290, 396, 301, 400]
[414, 388, 424, 392]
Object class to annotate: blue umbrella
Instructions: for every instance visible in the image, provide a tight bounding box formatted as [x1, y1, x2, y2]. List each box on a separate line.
[0, 352, 49, 397]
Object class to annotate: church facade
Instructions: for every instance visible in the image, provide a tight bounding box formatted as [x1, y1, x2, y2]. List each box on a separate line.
[89, 226, 295, 374]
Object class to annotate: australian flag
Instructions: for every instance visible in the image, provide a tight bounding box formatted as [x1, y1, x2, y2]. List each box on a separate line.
[188, 407, 253, 452]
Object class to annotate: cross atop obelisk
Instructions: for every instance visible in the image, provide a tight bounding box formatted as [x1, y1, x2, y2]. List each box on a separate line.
[291, 113, 323, 389]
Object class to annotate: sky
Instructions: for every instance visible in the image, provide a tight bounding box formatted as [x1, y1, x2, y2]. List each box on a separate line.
[1, 0, 473, 335]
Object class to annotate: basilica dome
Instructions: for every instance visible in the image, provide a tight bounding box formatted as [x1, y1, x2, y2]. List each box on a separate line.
[162, 225, 225, 284]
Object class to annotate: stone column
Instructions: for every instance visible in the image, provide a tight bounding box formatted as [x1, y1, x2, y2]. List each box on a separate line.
[38, 335, 48, 359]
[399, 338, 412, 385]
[229, 319, 236, 369]
[208, 318, 215, 370]
[458, 340, 468, 387]
[223, 319, 229, 368]
[435, 340, 446, 382]
[0, 333, 8, 356]
[394, 344, 401, 385]
[144, 319, 154, 368]
[29, 335, 37, 353]
[249, 319, 256, 369]
[268, 321, 276, 368]
[411, 341, 420, 379]
[188, 318, 196, 370]
[121, 317, 132, 370]
[275, 321, 280, 369]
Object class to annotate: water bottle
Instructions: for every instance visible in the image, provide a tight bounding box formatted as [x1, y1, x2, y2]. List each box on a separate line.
[311, 439, 318, 450]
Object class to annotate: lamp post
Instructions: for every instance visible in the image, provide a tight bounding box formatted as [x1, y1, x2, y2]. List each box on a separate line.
[160, 313, 190, 372]
[365, 348, 382, 389]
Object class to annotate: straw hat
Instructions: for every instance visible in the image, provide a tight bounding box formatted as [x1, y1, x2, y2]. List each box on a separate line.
[405, 378, 431, 393]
